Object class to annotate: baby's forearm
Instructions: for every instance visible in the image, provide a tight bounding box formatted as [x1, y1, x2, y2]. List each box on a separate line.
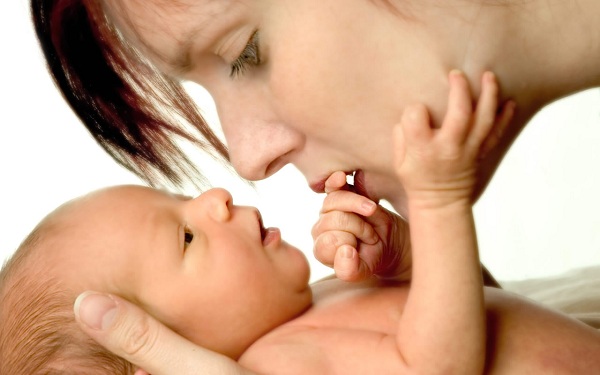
[396, 200, 485, 374]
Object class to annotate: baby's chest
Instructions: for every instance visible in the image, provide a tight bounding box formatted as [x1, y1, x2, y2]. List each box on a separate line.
[240, 286, 410, 374]
[240, 326, 408, 374]
[304, 281, 408, 333]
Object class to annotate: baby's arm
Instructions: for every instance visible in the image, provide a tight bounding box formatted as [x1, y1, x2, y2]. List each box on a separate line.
[394, 71, 513, 374]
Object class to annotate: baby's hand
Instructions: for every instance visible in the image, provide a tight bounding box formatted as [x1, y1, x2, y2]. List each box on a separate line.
[312, 171, 411, 282]
[393, 71, 514, 210]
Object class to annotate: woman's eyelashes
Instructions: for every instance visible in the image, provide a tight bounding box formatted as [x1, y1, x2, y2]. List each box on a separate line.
[184, 227, 194, 250]
[230, 30, 261, 78]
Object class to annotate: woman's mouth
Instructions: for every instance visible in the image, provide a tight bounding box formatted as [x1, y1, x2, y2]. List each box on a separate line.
[310, 170, 377, 202]
[348, 170, 376, 202]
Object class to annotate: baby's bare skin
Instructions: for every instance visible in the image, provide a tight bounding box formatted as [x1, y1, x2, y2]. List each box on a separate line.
[240, 278, 600, 374]
[241, 72, 600, 374]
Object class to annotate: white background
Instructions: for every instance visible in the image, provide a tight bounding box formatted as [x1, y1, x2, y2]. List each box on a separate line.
[2, 1, 600, 283]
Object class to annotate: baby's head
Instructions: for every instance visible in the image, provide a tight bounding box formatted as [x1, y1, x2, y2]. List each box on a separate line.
[0, 217, 135, 374]
[0, 185, 312, 373]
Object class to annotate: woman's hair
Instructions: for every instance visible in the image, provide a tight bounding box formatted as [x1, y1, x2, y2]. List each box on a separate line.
[0, 226, 136, 374]
[30, 0, 229, 188]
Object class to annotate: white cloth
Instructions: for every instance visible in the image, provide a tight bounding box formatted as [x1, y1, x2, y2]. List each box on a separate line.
[502, 265, 600, 329]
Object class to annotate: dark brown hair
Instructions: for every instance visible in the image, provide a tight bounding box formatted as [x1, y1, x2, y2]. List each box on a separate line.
[30, 0, 229, 188]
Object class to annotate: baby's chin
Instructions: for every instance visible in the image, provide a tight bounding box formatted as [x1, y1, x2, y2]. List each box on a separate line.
[277, 240, 312, 295]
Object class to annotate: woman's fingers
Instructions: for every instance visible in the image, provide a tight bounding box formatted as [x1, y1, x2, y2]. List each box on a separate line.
[74, 292, 250, 375]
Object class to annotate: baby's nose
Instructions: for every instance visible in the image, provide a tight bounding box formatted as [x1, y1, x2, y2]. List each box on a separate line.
[192, 188, 233, 222]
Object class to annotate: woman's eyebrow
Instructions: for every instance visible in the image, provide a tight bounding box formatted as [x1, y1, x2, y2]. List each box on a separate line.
[162, 31, 198, 75]
[156, 2, 239, 75]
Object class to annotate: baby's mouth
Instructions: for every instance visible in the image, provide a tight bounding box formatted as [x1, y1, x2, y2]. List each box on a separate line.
[258, 213, 266, 241]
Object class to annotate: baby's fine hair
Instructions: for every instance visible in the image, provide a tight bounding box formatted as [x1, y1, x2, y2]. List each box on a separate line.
[0, 222, 135, 374]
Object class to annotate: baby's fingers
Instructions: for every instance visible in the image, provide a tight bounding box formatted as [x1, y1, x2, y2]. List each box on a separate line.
[468, 72, 499, 149]
[334, 245, 373, 282]
[324, 171, 349, 193]
[479, 100, 516, 160]
[313, 230, 357, 267]
[400, 103, 433, 146]
[320, 189, 377, 217]
[440, 70, 473, 144]
[312, 210, 379, 246]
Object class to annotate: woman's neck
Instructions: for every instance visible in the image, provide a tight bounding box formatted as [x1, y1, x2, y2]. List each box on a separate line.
[454, 0, 600, 109]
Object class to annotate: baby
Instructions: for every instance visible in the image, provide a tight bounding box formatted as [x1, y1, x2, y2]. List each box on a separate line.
[2, 72, 599, 375]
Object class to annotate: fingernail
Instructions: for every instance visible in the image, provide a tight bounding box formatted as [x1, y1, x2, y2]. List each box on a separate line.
[362, 200, 377, 213]
[449, 69, 463, 78]
[483, 71, 496, 83]
[341, 246, 354, 259]
[74, 292, 118, 330]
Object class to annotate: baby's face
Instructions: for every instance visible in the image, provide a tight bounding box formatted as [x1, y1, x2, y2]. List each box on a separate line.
[49, 186, 312, 357]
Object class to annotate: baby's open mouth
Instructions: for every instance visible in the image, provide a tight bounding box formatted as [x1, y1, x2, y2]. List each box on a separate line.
[258, 212, 266, 241]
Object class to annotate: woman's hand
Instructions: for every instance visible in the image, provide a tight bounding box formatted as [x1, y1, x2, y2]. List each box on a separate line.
[312, 171, 411, 282]
[74, 292, 254, 375]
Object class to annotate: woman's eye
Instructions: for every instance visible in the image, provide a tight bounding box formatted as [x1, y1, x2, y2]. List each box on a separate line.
[230, 31, 261, 78]
[184, 228, 194, 249]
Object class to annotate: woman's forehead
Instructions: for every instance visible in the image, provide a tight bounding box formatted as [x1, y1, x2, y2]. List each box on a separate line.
[103, 0, 248, 68]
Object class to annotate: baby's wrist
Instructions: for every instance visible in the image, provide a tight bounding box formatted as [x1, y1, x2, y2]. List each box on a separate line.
[406, 192, 472, 212]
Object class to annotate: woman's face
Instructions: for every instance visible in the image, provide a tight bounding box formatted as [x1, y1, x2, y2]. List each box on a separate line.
[107, 0, 451, 210]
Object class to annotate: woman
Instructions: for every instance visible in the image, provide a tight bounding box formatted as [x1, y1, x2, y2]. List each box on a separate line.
[31, 0, 600, 372]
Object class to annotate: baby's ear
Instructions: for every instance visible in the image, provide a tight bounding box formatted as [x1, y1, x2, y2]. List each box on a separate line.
[134, 368, 151, 375]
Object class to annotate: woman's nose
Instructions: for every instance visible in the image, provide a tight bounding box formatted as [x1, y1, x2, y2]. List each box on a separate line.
[226, 122, 302, 181]
[216, 91, 303, 181]
[189, 188, 233, 222]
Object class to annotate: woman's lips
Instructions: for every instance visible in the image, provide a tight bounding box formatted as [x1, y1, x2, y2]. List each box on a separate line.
[352, 170, 370, 198]
[310, 170, 355, 194]
[309, 179, 326, 194]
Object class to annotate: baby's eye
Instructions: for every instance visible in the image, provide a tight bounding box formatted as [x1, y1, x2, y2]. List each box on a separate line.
[184, 227, 194, 249]
[230, 30, 261, 78]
